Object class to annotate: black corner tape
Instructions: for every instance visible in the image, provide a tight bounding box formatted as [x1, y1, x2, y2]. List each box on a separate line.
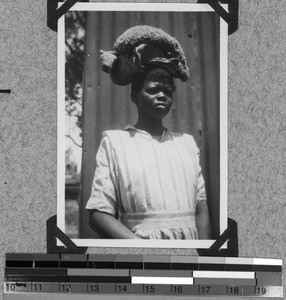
[197, 218, 239, 257]
[47, 215, 87, 254]
[197, 0, 239, 35]
[47, 0, 89, 32]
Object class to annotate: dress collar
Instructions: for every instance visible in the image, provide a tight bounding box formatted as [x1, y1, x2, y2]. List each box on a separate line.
[124, 124, 173, 141]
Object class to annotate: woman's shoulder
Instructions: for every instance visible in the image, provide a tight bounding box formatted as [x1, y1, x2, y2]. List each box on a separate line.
[101, 129, 132, 143]
[171, 131, 196, 142]
[170, 132, 199, 151]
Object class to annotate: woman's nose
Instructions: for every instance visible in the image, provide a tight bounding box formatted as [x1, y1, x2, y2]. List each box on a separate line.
[157, 92, 167, 100]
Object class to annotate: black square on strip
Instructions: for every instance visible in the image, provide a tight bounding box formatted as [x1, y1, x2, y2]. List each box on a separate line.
[144, 263, 170, 270]
[6, 261, 33, 268]
[88, 261, 115, 269]
[254, 265, 282, 272]
[171, 263, 199, 270]
[226, 264, 253, 271]
[60, 261, 88, 268]
[199, 264, 225, 271]
[35, 261, 59, 268]
[116, 262, 143, 269]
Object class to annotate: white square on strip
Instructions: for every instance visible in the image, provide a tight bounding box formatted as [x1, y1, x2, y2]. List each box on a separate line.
[131, 277, 193, 285]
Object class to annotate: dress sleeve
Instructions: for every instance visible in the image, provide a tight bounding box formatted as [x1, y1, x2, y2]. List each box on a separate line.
[197, 164, 207, 203]
[191, 137, 207, 203]
[85, 135, 118, 217]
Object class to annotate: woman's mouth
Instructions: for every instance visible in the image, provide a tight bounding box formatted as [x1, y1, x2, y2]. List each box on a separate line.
[155, 103, 167, 109]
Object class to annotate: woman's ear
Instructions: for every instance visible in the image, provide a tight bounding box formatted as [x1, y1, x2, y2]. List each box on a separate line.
[131, 91, 137, 104]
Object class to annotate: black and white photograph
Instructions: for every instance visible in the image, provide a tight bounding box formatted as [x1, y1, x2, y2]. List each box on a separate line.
[57, 2, 228, 248]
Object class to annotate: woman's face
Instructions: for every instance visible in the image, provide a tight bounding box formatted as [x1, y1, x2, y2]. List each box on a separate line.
[133, 79, 175, 120]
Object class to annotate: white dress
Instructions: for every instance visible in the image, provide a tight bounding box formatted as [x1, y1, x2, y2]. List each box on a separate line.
[85, 125, 207, 239]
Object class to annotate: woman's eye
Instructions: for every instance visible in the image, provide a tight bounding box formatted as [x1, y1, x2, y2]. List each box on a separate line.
[164, 89, 173, 96]
[147, 87, 160, 94]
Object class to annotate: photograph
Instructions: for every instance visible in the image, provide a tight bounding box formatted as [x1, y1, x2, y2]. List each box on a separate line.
[57, 2, 228, 248]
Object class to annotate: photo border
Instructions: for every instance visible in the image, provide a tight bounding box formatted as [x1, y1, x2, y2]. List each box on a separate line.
[57, 2, 228, 249]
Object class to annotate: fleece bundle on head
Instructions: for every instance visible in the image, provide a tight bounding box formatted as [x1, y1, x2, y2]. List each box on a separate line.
[131, 68, 175, 93]
[100, 25, 189, 86]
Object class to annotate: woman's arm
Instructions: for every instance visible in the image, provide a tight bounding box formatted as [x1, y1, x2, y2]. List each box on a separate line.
[89, 210, 142, 239]
[196, 201, 212, 239]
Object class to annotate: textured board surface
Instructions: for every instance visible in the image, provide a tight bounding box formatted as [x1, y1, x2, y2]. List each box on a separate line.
[0, 0, 286, 300]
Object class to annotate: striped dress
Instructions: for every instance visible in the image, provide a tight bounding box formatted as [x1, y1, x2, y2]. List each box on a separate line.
[85, 125, 207, 239]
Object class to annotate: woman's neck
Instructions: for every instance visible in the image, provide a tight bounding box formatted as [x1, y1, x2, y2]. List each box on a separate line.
[134, 117, 164, 136]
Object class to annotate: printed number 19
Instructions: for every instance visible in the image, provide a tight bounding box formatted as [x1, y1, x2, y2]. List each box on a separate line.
[256, 287, 267, 295]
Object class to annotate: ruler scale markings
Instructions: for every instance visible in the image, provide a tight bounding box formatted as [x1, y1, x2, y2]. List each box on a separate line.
[198, 284, 228, 295]
[86, 283, 116, 294]
[4, 283, 283, 296]
[243, 285, 283, 297]
[142, 283, 174, 295]
[226, 285, 243, 296]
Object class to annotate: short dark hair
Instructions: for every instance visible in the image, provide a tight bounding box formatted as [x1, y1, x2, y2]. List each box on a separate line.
[131, 68, 175, 93]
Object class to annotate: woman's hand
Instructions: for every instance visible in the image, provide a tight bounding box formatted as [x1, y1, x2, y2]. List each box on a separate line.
[195, 201, 212, 239]
[89, 210, 142, 239]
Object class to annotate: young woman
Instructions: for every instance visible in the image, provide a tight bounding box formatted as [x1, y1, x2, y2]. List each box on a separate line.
[85, 26, 212, 240]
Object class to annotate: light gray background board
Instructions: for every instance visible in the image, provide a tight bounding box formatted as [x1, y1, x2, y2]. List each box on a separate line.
[0, 0, 285, 299]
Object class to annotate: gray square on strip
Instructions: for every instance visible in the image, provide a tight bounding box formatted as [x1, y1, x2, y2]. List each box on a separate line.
[143, 255, 170, 263]
[61, 254, 87, 261]
[88, 254, 116, 261]
[171, 256, 198, 263]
